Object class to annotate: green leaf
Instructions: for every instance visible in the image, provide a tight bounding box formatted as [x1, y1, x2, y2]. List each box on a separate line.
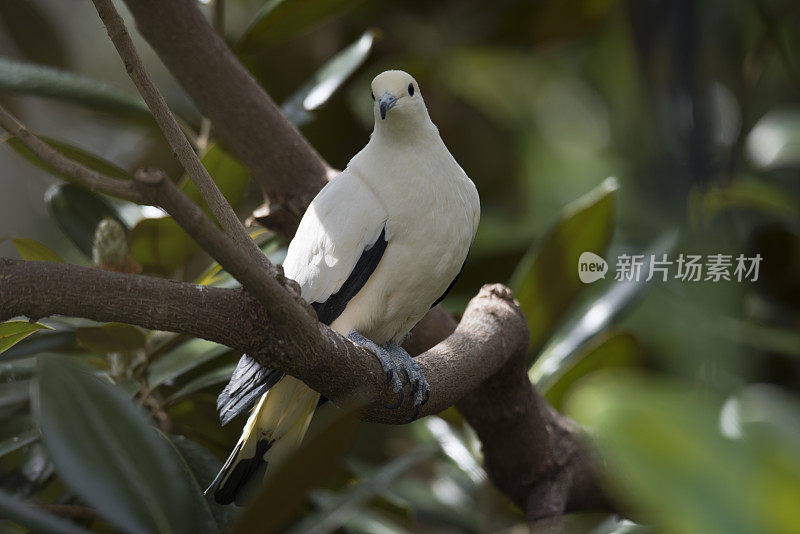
[9, 238, 64, 263]
[0, 381, 29, 410]
[0, 364, 34, 382]
[195, 233, 281, 288]
[166, 435, 238, 530]
[0, 428, 39, 457]
[567, 372, 800, 534]
[238, 0, 365, 51]
[307, 497, 413, 534]
[234, 399, 366, 534]
[531, 232, 677, 378]
[421, 417, 486, 485]
[34, 356, 213, 534]
[0, 321, 53, 355]
[159, 435, 222, 534]
[289, 447, 431, 534]
[0, 330, 77, 362]
[689, 178, 800, 224]
[281, 30, 375, 126]
[147, 338, 233, 390]
[75, 323, 146, 354]
[129, 216, 197, 274]
[45, 183, 127, 257]
[383, 477, 481, 531]
[179, 144, 249, 214]
[4, 134, 130, 183]
[164, 363, 237, 405]
[0, 58, 149, 116]
[539, 330, 641, 411]
[509, 178, 617, 353]
[130, 145, 247, 274]
[0, 488, 91, 534]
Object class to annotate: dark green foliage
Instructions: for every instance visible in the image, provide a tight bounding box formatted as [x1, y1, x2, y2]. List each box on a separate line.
[35, 356, 217, 534]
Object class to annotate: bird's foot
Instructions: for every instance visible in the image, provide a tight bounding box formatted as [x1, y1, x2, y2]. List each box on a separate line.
[346, 333, 430, 419]
[347, 331, 405, 409]
[385, 342, 429, 422]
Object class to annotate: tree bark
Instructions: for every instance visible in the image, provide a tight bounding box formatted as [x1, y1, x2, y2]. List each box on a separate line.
[122, 0, 332, 236]
[0, 259, 520, 424]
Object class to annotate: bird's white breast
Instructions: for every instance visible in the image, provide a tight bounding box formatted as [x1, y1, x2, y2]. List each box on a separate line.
[329, 132, 479, 344]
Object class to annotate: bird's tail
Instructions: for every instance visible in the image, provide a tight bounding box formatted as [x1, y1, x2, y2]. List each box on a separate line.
[208, 375, 320, 505]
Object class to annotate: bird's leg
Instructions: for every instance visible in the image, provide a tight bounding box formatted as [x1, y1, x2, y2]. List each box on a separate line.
[384, 342, 430, 422]
[347, 331, 404, 409]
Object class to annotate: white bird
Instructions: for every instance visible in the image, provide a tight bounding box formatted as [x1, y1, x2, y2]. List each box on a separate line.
[208, 70, 480, 505]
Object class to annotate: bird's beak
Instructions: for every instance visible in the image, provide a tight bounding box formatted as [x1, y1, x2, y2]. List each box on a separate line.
[379, 93, 398, 120]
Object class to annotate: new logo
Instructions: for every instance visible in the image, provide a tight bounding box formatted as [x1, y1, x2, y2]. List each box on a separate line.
[578, 252, 608, 283]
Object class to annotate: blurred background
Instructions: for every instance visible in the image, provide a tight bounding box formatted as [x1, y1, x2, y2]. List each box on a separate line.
[1, 0, 799, 532]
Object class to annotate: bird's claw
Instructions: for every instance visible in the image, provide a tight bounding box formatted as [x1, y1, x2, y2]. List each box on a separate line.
[348, 331, 404, 408]
[384, 387, 404, 409]
[347, 332, 430, 419]
[385, 342, 430, 422]
[401, 369, 410, 386]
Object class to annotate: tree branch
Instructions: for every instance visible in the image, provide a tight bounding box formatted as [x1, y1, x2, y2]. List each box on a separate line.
[400, 292, 614, 520]
[0, 104, 146, 203]
[121, 0, 333, 236]
[0, 259, 249, 349]
[0, 259, 520, 423]
[130, 167, 314, 332]
[90, 0, 270, 275]
[0, 258, 613, 518]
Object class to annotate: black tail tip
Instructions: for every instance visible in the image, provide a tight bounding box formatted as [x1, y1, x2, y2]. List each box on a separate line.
[208, 438, 274, 506]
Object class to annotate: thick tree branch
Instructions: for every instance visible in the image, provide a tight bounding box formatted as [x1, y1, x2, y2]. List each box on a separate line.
[0, 259, 520, 423]
[0, 104, 145, 203]
[91, 0, 270, 275]
[0, 259, 249, 349]
[121, 0, 332, 235]
[401, 294, 614, 520]
[0, 259, 612, 518]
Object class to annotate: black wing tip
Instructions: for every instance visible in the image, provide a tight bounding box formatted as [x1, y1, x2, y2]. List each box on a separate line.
[219, 411, 234, 427]
[216, 354, 284, 425]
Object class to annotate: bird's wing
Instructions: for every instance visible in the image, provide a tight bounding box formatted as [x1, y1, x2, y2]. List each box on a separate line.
[216, 354, 285, 426]
[283, 168, 389, 324]
[216, 170, 386, 425]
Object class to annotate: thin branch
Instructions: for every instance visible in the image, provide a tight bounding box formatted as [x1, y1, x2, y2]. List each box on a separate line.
[121, 0, 332, 236]
[90, 0, 270, 275]
[0, 104, 146, 203]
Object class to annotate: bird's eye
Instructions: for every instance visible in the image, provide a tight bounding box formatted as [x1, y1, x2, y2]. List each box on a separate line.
[371, 91, 375, 101]
[408, 83, 415, 96]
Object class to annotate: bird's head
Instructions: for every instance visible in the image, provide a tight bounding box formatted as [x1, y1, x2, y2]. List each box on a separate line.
[370, 70, 429, 129]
